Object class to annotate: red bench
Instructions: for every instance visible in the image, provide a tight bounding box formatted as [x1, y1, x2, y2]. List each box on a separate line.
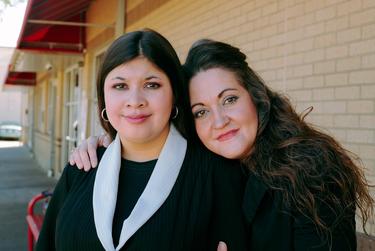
[26, 191, 52, 251]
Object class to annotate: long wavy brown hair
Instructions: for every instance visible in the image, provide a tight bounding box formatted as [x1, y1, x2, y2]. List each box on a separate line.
[183, 39, 374, 238]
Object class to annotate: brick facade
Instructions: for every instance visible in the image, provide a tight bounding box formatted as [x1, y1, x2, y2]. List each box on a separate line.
[20, 0, 375, 241]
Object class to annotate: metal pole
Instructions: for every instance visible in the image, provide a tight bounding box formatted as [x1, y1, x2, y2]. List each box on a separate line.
[48, 82, 57, 177]
[28, 19, 114, 29]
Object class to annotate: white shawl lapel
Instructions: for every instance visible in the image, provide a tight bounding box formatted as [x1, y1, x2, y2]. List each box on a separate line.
[93, 125, 187, 251]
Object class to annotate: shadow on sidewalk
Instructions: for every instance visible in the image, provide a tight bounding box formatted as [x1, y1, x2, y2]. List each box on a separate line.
[0, 145, 56, 251]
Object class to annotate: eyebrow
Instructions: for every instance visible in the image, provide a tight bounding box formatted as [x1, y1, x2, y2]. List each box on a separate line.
[218, 88, 237, 98]
[191, 102, 204, 110]
[191, 88, 238, 109]
[110, 75, 161, 81]
[111, 76, 126, 81]
[145, 75, 161, 80]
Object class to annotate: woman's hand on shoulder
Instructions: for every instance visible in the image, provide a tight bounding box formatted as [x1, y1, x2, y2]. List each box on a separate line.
[68, 134, 111, 171]
[217, 241, 227, 251]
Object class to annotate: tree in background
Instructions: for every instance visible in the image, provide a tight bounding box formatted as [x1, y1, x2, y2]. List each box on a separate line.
[0, 0, 25, 8]
[0, 0, 26, 21]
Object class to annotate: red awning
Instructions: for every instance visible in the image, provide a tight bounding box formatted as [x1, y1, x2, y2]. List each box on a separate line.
[17, 0, 92, 53]
[5, 72, 36, 86]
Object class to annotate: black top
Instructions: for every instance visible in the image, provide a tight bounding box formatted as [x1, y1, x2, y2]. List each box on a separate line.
[242, 172, 356, 251]
[36, 144, 249, 251]
[112, 159, 156, 246]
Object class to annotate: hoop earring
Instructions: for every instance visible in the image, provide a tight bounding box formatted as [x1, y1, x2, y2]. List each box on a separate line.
[171, 106, 179, 120]
[101, 108, 109, 122]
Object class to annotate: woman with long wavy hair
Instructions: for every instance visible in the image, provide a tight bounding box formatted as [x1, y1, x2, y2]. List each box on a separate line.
[184, 39, 374, 250]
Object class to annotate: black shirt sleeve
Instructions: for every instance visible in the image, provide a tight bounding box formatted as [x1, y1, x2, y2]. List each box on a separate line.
[208, 155, 249, 251]
[35, 164, 73, 251]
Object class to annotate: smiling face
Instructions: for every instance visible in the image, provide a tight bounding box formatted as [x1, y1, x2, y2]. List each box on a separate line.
[104, 56, 173, 146]
[189, 68, 258, 159]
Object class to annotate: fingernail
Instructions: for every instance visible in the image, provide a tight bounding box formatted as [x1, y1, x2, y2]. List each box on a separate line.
[218, 241, 226, 248]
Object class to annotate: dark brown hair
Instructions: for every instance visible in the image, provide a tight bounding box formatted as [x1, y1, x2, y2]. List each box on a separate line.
[184, 39, 373, 238]
[97, 29, 187, 139]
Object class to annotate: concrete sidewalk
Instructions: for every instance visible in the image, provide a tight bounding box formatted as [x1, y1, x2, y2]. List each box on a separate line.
[0, 143, 56, 251]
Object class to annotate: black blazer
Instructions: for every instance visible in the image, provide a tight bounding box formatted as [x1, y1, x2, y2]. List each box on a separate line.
[242, 173, 356, 251]
[36, 145, 249, 251]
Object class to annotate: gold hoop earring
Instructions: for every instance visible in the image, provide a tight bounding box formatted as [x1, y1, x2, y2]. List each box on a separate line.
[101, 108, 109, 122]
[171, 106, 179, 120]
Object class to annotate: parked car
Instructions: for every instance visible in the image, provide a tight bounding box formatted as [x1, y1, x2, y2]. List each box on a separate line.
[0, 121, 22, 140]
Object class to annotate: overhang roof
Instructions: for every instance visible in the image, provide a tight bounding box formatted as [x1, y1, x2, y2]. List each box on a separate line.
[5, 71, 36, 86]
[3, 0, 93, 89]
[17, 0, 93, 54]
